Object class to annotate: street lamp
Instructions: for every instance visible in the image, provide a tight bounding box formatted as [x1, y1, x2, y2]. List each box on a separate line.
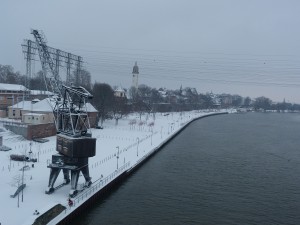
[116, 146, 119, 170]
[21, 144, 28, 202]
[151, 130, 153, 146]
[28, 142, 32, 161]
[136, 137, 139, 157]
[160, 126, 163, 139]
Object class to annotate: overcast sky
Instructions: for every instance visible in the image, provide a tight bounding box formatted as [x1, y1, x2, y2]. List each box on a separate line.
[1, 0, 300, 103]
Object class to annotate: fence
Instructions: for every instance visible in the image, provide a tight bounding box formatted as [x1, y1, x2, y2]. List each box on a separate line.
[63, 161, 131, 213]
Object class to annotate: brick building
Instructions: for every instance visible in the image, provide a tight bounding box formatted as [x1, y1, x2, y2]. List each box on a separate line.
[0, 83, 29, 112]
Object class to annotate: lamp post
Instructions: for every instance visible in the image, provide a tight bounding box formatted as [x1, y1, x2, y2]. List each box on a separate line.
[28, 142, 32, 161]
[21, 144, 28, 202]
[151, 130, 153, 146]
[38, 143, 41, 162]
[160, 126, 163, 139]
[136, 137, 139, 157]
[116, 146, 119, 170]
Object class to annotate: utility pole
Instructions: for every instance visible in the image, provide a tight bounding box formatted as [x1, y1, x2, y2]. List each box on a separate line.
[22, 39, 36, 95]
[22, 35, 85, 90]
[55, 49, 61, 81]
[66, 53, 71, 84]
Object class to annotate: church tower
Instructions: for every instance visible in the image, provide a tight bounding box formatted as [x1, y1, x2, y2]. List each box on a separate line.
[132, 61, 139, 89]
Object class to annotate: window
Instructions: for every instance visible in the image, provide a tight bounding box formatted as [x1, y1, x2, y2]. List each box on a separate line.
[13, 110, 15, 116]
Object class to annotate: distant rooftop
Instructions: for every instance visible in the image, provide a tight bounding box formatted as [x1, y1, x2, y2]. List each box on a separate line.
[9, 98, 98, 113]
[9, 98, 54, 112]
[30, 90, 54, 95]
[86, 102, 98, 112]
[114, 87, 126, 93]
[0, 83, 28, 91]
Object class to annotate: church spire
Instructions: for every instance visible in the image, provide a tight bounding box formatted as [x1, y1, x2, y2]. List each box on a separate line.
[132, 61, 139, 74]
[132, 62, 139, 88]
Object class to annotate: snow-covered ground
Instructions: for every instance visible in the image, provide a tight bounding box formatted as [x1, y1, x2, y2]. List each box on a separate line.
[0, 110, 226, 225]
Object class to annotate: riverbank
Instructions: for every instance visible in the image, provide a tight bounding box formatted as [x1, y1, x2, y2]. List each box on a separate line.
[0, 110, 228, 225]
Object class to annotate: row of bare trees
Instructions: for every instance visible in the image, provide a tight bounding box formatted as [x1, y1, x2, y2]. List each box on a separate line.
[0, 64, 92, 91]
[2, 64, 300, 126]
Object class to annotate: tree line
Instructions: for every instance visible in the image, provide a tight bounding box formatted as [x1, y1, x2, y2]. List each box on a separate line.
[1, 64, 300, 126]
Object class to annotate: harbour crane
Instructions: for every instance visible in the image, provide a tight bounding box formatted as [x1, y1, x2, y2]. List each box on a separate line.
[31, 29, 96, 197]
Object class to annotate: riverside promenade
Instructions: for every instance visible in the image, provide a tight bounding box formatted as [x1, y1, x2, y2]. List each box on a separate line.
[0, 110, 228, 225]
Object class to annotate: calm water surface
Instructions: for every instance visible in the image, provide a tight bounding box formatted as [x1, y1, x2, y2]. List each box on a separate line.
[74, 113, 300, 225]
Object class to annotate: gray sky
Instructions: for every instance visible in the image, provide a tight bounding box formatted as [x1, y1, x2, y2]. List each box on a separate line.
[1, 0, 300, 103]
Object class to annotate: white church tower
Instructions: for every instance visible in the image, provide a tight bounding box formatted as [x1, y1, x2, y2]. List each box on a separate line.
[132, 61, 139, 89]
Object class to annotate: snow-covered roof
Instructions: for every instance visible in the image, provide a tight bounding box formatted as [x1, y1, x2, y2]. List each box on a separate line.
[10, 98, 97, 113]
[86, 102, 98, 112]
[23, 113, 46, 116]
[0, 83, 27, 91]
[32, 98, 40, 102]
[114, 87, 125, 93]
[30, 90, 54, 95]
[8, 100, 32, 109]
[11, 98, 54, 112]
[8, 98, 55, 112]
[30, 98, 55, 112]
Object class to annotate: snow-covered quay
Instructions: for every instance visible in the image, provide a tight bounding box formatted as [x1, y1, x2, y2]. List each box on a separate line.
[0, 110, 228, 225]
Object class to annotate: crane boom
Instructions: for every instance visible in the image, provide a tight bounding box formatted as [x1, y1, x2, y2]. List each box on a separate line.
[31, 29, 93, 137]
[29, 29, 96, 197]
[31, 29, 62, 97]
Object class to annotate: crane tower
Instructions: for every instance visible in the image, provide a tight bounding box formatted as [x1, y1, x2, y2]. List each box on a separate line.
[28, 29, 96, 197]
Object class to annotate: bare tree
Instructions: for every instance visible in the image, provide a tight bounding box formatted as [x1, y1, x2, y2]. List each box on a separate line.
[254, 96, 272, 111]
[92, 82, 114, 126]
[112, 95, 128, 125]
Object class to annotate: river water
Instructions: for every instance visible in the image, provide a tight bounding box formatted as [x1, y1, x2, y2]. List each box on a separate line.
[74, 113, 300, 225]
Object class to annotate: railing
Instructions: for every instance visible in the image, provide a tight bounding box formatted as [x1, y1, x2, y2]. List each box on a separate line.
[64, 161, 131, 212]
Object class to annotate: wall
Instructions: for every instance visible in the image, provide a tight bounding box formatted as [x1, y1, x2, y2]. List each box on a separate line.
[88, 112, 98, 128]
[23, 114, 49, 124]
[0, 110, 6, 118]
[22, 111, 54, 123]
[8, 107, 22, 119]
[27, 123, 56, 139]
[5, 123, 56, 140]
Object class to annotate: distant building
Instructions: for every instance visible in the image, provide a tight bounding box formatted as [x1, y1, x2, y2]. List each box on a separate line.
[8, 100, 32, 119]
[0, 83, 29, 111]
[85, 102, 99, 128]
[114, 87, 127, 98]
[208, 92, 221, 107]
[220, 94, 233, 106]
[9, 98, 98, 127]
[30, 90, 53, 101]
[23, 113, 50, 125]
[8, 98, 54, 123]
[132, 62, 139, 89]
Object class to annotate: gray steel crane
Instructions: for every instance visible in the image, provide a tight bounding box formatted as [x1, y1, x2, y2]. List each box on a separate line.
[31, 29, 96, 197]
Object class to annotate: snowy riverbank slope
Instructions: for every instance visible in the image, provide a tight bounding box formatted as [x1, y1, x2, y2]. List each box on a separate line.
[0, 110, 227, 225]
